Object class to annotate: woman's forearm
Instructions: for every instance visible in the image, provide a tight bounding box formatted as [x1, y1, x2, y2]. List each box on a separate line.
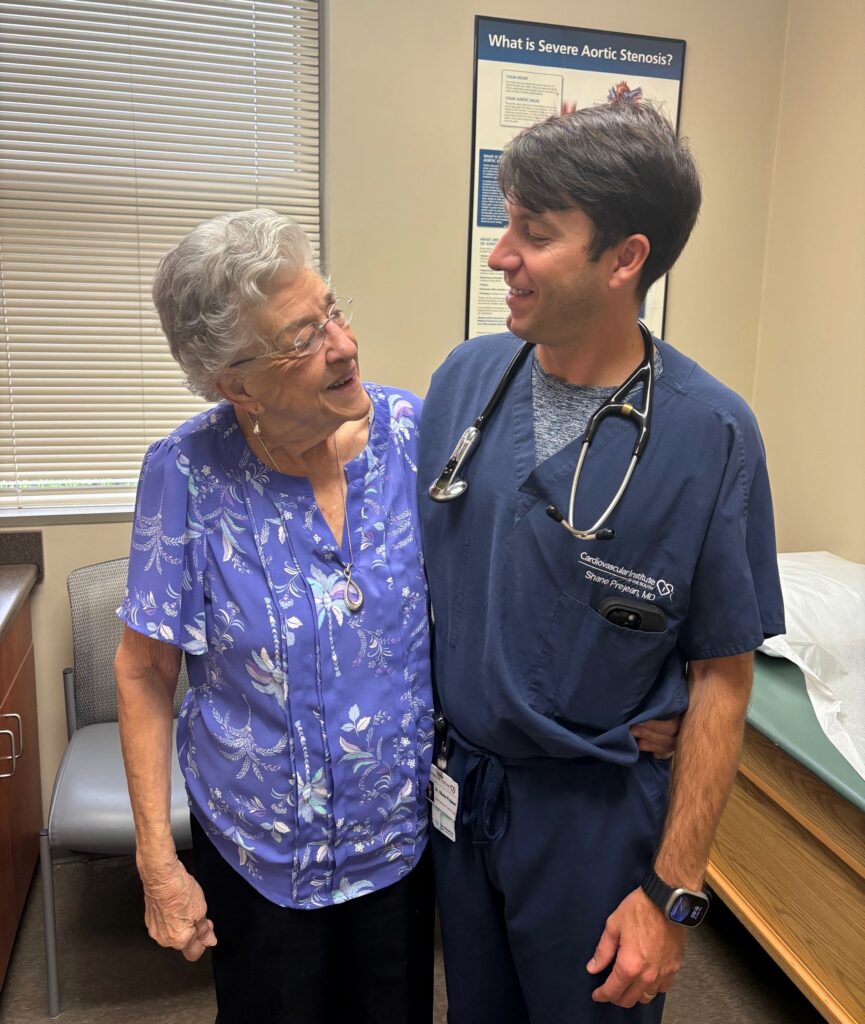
[115, 625, 182, 874]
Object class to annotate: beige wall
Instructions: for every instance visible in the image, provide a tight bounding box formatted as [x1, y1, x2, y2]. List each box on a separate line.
[325, 0, 789, 399]
[15, 0, 864, 818]
[752, 0, 865, 562]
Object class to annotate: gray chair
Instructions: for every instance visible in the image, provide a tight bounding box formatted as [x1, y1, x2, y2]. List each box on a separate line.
[40, 557, 191, 1018]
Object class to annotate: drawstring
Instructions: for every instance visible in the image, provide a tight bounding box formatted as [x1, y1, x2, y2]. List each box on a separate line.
[461, 751, 510, 844]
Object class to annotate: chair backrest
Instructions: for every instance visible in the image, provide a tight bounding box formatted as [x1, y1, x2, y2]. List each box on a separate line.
[67, 557, 189, 729]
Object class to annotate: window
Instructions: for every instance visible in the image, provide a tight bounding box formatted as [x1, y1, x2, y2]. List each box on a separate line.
[0, 0, 321, 511]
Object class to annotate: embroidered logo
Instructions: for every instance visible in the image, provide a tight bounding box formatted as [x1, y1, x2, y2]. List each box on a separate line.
[579, 551, 675, 603]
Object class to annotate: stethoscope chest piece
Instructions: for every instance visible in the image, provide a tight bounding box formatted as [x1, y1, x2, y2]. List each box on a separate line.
[428, 426, 479, 502]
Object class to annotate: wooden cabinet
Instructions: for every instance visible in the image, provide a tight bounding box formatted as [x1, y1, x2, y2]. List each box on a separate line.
[0, 594, 41, 989]
[708, 724, 865, 1024]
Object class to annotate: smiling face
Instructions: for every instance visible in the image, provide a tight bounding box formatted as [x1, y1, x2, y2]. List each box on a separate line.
[224, 265, 370, 443]
[487, 201, 614, 349]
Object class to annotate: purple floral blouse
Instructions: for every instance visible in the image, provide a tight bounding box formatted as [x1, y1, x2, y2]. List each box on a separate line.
[118, 385, 433, 908]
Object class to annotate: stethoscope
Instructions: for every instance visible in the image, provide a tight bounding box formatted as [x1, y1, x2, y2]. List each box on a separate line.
[428, 322, 655, 542]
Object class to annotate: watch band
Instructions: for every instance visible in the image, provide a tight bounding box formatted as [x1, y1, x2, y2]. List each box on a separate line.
[641, 866, 678, 909]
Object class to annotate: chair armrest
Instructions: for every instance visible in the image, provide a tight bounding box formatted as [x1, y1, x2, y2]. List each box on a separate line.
[63, 667, 76, 740]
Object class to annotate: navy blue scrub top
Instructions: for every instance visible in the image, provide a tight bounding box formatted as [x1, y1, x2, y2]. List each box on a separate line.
[418, 333, 785, 764]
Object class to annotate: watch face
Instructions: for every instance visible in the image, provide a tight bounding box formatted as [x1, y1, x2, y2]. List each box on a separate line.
[669, 893, 709, 927]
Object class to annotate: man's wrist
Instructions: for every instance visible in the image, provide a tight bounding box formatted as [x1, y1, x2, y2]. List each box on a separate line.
[652, 852, 705, 892]
[636, 884, 670, 920]
[640, 866, 710, 927]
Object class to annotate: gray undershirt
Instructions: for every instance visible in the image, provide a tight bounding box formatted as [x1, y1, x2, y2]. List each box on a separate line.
[532, 347, 663, 465]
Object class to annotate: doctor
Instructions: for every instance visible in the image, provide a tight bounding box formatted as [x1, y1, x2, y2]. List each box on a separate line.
[418, 101, 785, 1023]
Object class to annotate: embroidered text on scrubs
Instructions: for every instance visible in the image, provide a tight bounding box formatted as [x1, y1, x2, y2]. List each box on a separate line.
[579, 551, 675, 601]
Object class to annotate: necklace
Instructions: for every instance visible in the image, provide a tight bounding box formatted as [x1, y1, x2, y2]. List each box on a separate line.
[251, 415, 364, 614]
[331, 433, 364, 612]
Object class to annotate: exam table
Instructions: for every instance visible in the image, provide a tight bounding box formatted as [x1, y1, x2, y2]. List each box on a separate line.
[707, 651, 865, 1024]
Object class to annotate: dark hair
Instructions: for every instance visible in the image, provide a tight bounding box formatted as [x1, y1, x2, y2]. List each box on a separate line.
[498, 102, 701, 298]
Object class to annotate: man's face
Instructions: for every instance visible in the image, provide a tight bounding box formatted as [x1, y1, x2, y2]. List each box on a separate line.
[487, 201, 608, 347]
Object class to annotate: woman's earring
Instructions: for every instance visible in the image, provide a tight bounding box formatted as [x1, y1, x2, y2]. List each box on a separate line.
[250, 413, 261, 436]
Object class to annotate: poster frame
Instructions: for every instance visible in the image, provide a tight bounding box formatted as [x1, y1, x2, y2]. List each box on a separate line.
[465, 15, 687, 341]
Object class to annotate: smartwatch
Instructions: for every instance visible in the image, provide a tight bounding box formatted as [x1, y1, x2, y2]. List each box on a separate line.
[641, 867, 710, 928]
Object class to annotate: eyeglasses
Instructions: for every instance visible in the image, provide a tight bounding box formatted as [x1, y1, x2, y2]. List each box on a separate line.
[229, 296, 354, 368]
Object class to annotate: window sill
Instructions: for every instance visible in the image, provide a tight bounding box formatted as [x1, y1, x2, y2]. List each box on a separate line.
[0, 506, 134, 527]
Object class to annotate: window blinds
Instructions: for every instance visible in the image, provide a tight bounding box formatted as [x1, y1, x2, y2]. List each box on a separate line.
[0, 0, 321, 509]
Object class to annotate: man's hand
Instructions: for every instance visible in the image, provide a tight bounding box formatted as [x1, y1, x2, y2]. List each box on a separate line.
[586, 888, 685, 1008]
[140, 858, 217, 962]
[630, 715, 681, 759]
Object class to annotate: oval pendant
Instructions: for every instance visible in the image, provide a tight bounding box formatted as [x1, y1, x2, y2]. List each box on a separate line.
[343, 566, 364, 613]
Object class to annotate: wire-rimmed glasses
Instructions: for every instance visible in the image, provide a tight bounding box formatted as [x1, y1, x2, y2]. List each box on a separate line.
[229, 296, 354, 368]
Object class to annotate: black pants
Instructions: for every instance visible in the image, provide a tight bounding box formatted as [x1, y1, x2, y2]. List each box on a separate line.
[191, 816, 435, 1024]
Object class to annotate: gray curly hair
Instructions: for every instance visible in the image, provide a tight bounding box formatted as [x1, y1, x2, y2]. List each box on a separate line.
[152, 208, 315, 400]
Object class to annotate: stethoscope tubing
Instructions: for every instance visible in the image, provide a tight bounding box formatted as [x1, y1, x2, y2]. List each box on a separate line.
[559, 324, 654, 538]
[428, 322, 655, 542]
[428, 341, 532, 502]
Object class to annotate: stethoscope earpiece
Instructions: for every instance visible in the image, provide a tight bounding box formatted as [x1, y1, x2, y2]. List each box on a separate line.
[546, 506, 615, 541]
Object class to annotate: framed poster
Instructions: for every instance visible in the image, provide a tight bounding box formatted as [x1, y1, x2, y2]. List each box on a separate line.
[467, 16, 686, 339]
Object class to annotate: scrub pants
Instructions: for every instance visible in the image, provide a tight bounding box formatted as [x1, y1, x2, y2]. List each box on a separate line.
[432, 738, 671, 1024]
[191, 816, 435, 1024]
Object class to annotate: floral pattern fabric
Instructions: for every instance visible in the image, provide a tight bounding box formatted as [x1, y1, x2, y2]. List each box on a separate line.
[119, 385, 433, 908]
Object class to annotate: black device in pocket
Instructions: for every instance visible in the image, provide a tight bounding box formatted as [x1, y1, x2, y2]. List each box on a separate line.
[598, 596, 667, 632]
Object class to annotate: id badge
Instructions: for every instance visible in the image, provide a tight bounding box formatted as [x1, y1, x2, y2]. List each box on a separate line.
[427, 763, 459, 843]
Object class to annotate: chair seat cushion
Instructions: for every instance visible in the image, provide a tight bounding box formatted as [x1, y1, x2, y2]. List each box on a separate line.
[48, 721, 192, 854]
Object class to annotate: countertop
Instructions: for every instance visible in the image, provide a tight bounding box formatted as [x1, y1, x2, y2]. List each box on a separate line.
[0, 564, 38, 642]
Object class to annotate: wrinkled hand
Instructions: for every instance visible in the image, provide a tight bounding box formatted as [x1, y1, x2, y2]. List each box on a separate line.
[140, 858, 217, 961]
[586, 888, 685, 1008]
[630, 714, 681, 759]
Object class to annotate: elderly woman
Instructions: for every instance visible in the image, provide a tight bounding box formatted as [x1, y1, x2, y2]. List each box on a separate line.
[115, 208, 677, 1024]
[115, 209, 434, 1023]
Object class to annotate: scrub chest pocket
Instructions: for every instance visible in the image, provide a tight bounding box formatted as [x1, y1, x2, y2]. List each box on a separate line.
[526, 593, 676, 731]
